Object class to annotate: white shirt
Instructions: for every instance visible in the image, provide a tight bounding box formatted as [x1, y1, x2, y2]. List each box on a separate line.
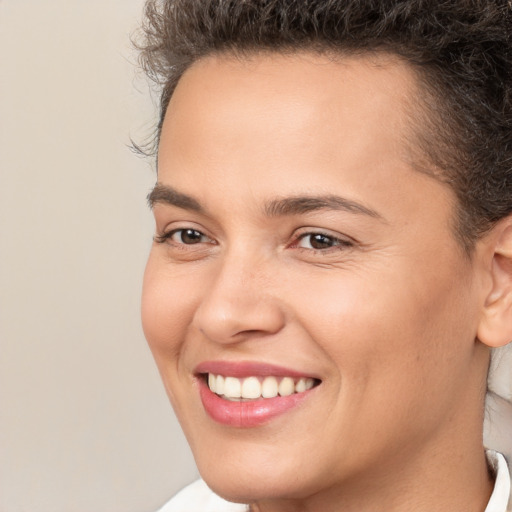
[157, 451, 510, 512]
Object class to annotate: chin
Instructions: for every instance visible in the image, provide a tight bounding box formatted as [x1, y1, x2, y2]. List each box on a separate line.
[195, 447, 320, 504]
[201, 473, 291, 505]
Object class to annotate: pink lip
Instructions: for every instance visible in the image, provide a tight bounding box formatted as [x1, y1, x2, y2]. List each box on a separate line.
[195, 360, 316, 379]
[195, 361, 319, 428]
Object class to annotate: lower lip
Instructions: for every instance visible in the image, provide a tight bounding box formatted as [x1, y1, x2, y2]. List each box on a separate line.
[198, 379, 314, 427]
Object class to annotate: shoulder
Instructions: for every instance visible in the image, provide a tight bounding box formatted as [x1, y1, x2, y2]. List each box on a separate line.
[156, 479, 248, 512]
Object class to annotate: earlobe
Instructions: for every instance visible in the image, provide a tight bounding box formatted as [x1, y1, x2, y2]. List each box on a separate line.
[477, 219, 512, 348]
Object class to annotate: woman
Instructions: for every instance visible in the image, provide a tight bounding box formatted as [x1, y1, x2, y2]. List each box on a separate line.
[137, 1, 512, 510]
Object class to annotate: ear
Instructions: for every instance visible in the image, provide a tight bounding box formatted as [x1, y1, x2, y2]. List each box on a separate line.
[477, 217, 512, 348]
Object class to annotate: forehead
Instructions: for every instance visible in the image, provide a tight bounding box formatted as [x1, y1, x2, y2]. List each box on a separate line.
[159, 51, 421, 173]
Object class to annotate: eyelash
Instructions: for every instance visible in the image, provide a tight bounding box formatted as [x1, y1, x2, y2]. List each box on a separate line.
[155, 228, 354, 253]
[292, 231, 354, 252]
[154, 228, 213, 246]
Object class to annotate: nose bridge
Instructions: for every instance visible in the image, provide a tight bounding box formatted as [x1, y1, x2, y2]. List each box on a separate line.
[193, 245, 285, 343]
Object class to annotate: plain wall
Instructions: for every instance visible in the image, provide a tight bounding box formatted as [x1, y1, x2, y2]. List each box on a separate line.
[0, 1, 198, 511]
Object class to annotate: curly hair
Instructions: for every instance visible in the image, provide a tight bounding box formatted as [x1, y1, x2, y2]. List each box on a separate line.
[136, 0, 512, 251]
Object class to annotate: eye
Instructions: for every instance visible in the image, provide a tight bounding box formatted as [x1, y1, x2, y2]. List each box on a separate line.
[295, 232, 353, 250]
[155, 228, 212, 245]
[171, 228, 208, 244]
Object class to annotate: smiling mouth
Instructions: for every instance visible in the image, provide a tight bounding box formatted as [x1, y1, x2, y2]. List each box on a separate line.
[205, 373, 320, 401]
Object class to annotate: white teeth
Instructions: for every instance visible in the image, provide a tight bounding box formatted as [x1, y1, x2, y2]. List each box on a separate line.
[223, 376, 241, 398]
[208, 373, 215, 391]
[295, 378, 306, 393]
[207, 374, 316, 400]
[241, 376, 262, 399]
[215, 374, 225, 395]
[261, 376, 278, 398]
[278, 377, 295, 396]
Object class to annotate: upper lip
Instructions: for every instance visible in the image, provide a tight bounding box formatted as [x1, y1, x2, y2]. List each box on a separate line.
[194, 360, 320, 380]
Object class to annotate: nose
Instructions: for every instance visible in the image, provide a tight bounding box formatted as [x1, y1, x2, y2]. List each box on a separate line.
[192, 254, 286, 344]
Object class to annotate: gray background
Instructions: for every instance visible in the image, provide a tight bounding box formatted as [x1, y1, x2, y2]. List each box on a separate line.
[0, 1, 198, 511]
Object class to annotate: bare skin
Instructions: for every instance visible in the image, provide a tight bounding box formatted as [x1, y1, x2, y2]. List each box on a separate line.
[142, 52, 512, 511]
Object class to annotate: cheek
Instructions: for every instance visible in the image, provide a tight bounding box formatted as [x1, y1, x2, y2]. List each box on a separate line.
[294, 261, 475, 406]
[141, 254, 199, 363]
[141, 255, 208, 428]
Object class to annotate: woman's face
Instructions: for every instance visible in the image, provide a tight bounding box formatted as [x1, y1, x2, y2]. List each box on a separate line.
[142, 53, 488, 504]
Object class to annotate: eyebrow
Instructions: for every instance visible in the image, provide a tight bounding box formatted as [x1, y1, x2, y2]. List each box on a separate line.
[148, 184, 203, 212]
[148, 183, 384, 220]
[264, 195, 383, 219]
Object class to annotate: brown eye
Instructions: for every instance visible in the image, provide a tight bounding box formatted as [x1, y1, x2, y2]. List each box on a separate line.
[298, 233, 336, 250]
[296, 232, 353, 251]
[308, 234, 335, 249]
[171, 229, 207, 244]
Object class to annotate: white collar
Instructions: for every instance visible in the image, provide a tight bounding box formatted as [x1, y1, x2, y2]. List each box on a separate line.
[485, 451, 511, 512]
